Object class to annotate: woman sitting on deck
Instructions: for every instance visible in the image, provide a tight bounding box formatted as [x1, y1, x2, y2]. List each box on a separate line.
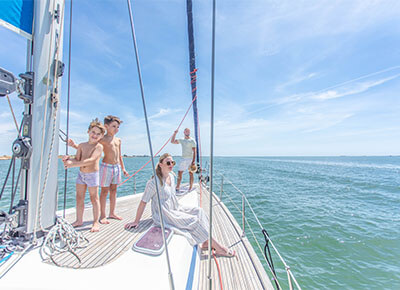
[125, 153, 235, 257]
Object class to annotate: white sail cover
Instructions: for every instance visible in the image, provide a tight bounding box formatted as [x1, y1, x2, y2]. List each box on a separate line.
[0, 0, 33, 39]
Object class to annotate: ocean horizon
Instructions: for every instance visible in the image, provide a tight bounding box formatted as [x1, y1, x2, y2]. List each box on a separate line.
[1, 156, 399, 289]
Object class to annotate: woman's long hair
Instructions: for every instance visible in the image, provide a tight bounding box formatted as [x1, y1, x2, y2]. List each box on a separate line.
[155, 153, 171, 186]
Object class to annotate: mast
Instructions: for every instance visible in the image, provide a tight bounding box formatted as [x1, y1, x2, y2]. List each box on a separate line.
[0, 0, 64, 238]
[186, 0, 200, 164]
[24, 0, 65, 236]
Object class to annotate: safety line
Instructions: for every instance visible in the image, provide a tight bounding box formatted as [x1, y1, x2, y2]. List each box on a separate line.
[118, 93, 198, 187]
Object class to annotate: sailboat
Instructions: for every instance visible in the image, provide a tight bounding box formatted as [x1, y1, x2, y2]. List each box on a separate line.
[0, 1, 300, 289]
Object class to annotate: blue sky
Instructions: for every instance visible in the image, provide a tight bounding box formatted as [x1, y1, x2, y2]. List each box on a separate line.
[1, 0, 400, 156]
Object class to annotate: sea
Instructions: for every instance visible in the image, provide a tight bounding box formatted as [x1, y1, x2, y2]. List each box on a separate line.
[0, 156, 399, 289]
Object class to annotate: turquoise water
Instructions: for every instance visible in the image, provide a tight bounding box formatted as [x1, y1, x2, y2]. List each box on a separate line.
[1, 156, 399, 289]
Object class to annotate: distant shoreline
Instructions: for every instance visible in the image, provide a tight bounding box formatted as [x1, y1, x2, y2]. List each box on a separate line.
[0, 155, 398, 161]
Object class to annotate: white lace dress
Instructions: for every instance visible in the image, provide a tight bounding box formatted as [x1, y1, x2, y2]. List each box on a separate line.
[141, 173, 209, 246]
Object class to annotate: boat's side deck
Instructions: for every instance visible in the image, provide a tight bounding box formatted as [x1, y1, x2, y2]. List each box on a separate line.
[43, 183, 273, 289]
[198, 186, 273, 290]
[49, 194, 151, 268]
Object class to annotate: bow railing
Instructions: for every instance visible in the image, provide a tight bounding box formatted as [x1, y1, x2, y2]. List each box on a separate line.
[210, 171, 302, 290]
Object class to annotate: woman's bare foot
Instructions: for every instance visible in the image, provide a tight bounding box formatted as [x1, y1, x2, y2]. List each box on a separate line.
[99, 217, 110, 224]
[200, 241, 212, 251]
[109, 214, 123, 220]
[90, 222, 100, 232]
[72, 220, 83, 227]
[215, 248, 236, 258]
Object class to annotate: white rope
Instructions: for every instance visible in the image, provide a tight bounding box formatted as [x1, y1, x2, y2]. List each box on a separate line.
[39, 217, 88, 266]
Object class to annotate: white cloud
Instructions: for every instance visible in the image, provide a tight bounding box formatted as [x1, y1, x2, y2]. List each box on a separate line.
[312, 74, 400, 100]
[149, 108, 182, 120]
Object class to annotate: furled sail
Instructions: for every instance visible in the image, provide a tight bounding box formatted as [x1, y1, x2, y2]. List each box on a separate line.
[0, 0, 34, 39]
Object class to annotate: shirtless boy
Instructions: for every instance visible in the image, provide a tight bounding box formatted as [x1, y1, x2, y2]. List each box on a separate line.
[63, 119, 105, 232]
[98, 115, 128, 224]
[68, 115, 128, 224]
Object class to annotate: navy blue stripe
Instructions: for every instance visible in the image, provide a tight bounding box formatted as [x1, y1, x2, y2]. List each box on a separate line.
[185, 245, 198, 290]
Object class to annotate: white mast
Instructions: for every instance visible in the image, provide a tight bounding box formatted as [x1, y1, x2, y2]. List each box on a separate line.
[24, 0, 65, 235]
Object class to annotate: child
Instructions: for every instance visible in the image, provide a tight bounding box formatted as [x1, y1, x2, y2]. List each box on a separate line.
[98, 115, 128, 224]
[68, 115, 128, 224]
[63, 119, 105, 232]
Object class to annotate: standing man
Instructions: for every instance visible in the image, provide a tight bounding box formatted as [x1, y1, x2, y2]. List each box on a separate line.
[171, 128, 196, 192]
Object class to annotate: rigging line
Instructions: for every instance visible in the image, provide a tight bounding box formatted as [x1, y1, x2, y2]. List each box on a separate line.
[63, 0, 73, 218]
[196, 107, 203, 207]
[5, 95, 20, 134]
[0, 157, 15, 201]
[118, 93, 199, 187]
[126, 1, 174, 289]
[8, 164, 23, 215]
[208, 0, 217, 288]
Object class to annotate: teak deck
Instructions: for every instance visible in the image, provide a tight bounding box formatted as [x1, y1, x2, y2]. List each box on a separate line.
[48, 184, 273, 289]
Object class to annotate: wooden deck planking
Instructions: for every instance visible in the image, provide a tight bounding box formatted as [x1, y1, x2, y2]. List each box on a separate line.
[48, 195, 152, 268]
[199, 186, 274, 290]
[44, 184, 273, 290]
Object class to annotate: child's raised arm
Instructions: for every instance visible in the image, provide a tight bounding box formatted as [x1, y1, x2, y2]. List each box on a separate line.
[67, 138, 79, 150]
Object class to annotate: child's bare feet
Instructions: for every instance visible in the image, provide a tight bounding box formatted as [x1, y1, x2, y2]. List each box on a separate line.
[90, 222, 100, 232]
[99, 217, 110, 224]
[72, 220, 83, 227]
[109, 214, 122, 220]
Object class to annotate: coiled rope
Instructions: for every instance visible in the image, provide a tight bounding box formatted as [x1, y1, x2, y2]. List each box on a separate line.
[40, 217, 89, 266]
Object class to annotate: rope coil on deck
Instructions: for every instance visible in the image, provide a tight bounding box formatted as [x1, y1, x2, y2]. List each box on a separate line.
[40, 217, 89, 267]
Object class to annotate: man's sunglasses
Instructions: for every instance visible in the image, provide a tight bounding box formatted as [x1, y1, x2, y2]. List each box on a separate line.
[166, 161, 176, 166]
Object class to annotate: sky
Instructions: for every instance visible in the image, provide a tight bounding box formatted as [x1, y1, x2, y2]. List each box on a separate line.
[0, 0, 400, 156]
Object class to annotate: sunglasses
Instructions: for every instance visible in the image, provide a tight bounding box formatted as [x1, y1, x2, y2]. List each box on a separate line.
[166, 160, 176, 166]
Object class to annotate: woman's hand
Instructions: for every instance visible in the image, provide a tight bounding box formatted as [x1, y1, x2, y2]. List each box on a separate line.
[125, 221, 139, 229]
